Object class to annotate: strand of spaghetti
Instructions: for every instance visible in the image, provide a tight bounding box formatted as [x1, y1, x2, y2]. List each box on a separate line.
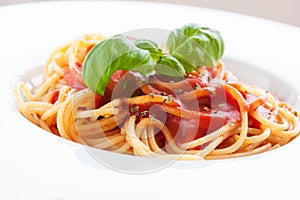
[150, 77, 191, 90]
[67, 34, 105, 79]
[264, 90, 280, 109]
[250, 109, 289, 131]
[135, 119, 159, 153]
[198, 137, 224, 158]
[56, 94, 76, 141]
[215, 60, 225, 78]
[15, 82, 33, 101]
[231, 83, 270, 104]
[25, 102, 53, 110]
[180, 88, 212, 101]
[140, 84, 163, 95]
[113, 142, 132, 154]
[56, 86, 73, 103]
[77, 117, 118, 135]
[62, 89, 126, 134]
[44, 42, 71, 77]
[41, 87, 74, 121]
[162, 105, 202, 119]
[161, 154, 202, 160]
[48, 60, 65, 76]
[206, 143, 272, 160]
[233, 128, 271, 145]
[14, 82, 42, 126]
[141, 129, 151, 149]
[102, 128, 122, 137]
[128, 95, 179, 107]
[180, 123, 238, 149]
[271, 107, 300, 138]
[125, 116, 186, 157]
[83, 128, 121, 140]
[26, 107, 52, 116]
[25, 103, 53, 116]
[147, 126, 168, 155]
[118, 128, 133, 153]
[230, 127, 266, 135]
[45, 115, 57, 129]
[136, 119, 168, 155]
[230, 83, 265, 97]
[57, 89, 98, 142]
[124, 116, 154, 156]
[135, 119, 151, 149]
[237, 141, 264, 153]
[68, 40, 82, 77]
[32, 114, 52, 132]
[14, 82, 51, 131]
[209, 84, 248, 155]
[226, 127, 269, 150]
[267, 134, 290, 146]
[76, 111, 127, 135]
[248, 96, 267, 110]
[231, 83, 279, 112]
[76, 108, 120, 119]
[135, 118, 152, 136]
[76, 99, 122, 119]
[125, 116, 200, 160]
[134, 119, 149, 149]
[104, 141, 131, 152]
[229, 83, 268, 110]
[147, 119, 186, 154]
[180, 140, 226, 158]
[33, 73, 61, 100]
[84, 134, 123, 146]
[91, 134, 125, 149]
[210, 115, 248, 156]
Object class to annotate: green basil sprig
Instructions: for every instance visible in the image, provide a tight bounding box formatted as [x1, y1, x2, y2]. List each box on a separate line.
[82, 23, 225, 95]
[167, 23, 224, 71]
[134, 39, 185, 77]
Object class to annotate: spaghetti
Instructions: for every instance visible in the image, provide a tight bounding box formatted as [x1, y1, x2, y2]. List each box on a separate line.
[14, 33, 300, 160]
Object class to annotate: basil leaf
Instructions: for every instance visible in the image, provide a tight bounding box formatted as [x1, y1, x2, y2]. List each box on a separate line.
[82, 34, 154, 95]
[134, 39, 163, 61]
[155, 55, 185, 77]
[167, 23, 224, 70]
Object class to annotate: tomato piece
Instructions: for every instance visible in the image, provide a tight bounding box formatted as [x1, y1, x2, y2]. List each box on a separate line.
[48, 90, 59, 104]
[105, 70, 145, 100]
[166, 86, 241, 144]
[63, 68, 87, 90]
[165, 110, 239, 144]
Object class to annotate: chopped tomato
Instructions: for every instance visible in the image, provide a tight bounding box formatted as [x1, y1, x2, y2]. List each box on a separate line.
[165, 107, 240, 144]
[63, 68, 87, 90]
[105, 70, 144, 100]
[48, 90, 59, 104]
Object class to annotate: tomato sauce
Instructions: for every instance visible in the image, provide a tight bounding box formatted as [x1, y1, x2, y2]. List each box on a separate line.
[64, 55, 242, 146]
[126, 84, 241, 145]
[165, 95, 240, 144]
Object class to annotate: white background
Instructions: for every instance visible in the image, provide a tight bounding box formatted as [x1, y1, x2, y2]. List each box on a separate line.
[1, 0, 300, 27]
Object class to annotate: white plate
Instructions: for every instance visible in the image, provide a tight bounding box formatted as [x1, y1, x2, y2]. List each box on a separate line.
[1, 1, 300, 199]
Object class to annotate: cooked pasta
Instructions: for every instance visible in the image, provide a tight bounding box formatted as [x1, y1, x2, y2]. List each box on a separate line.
[14, 31, 300, 160]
